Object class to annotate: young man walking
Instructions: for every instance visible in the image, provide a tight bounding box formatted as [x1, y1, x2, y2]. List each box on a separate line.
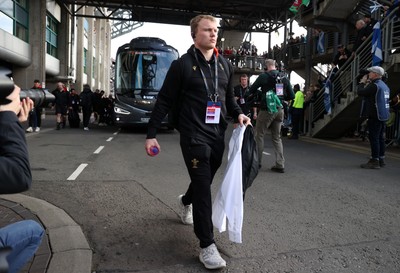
[145, 14, 251, 269]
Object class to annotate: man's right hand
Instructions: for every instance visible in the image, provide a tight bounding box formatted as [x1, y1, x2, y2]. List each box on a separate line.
[145, 138, 160, 156]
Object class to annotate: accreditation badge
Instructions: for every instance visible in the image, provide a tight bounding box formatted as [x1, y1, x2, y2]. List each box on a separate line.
[205, 101, 221, 124]
[276, 83, 284, 96]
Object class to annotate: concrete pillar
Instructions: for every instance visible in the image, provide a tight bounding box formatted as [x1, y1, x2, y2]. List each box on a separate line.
[87, 7, 94, 88]
[13, 0, 46, 89]
[75, 15, 84, 91]
[304, 28, 313, 89]
[94, 18, 101, 89]
[58, 7, 70, 85]
[105, 21, 112, 94]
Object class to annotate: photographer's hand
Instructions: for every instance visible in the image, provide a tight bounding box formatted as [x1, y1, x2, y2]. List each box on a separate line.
[359, 75, 369, 85]
[18, 97, 34, 122]
[0, 85, 33, 121]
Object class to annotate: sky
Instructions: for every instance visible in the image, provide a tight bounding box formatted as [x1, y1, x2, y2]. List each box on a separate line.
[111, 21, 307, 85]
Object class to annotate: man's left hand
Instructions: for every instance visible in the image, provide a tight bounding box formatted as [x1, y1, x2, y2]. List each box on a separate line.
[238, 113, 251, 126]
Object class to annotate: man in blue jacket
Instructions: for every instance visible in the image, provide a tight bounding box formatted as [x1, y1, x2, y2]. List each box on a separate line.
[357, 66, 390, 169]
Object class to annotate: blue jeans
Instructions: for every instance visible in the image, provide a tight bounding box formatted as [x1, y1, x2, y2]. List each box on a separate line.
[0, 220, 44, 273]
[367, 118, 386, 160]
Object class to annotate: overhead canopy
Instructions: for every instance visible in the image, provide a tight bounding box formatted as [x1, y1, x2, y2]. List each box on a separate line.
[57, 0, 296, 33]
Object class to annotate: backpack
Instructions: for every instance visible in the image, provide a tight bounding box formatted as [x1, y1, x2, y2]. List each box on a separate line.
[168, 53, 230, 130]
[264, 72, 286, 114]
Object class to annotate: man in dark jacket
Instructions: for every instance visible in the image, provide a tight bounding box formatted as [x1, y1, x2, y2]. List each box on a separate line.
[248, 59, 294, 173]
[145, 14, 251, 270]
[26, 79, 43, 133]
[0, 85, 44, 273]
[352, 19, 369, 56]
[52, 82, 70, 130]
[357, 66, 390, 169]
[80, 84, 94, 131]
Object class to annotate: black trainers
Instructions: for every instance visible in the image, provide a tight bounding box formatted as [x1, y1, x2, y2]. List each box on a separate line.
[271, 166, 285, 173]
[379, 158, 386, 167]
[360, 159, 380, 169]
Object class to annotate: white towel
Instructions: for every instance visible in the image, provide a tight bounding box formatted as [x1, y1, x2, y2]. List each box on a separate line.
[212, 125, 245, 243]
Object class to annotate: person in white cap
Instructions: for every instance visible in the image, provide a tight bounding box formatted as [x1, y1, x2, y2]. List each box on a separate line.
[357, 66, 390, 169]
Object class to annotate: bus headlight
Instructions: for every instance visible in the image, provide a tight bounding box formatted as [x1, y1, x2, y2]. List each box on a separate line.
[114, 106, 130, 115]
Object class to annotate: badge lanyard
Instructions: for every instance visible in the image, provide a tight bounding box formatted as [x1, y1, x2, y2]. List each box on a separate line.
[193, 47, 219, 102]
[193, 48, 221, 124]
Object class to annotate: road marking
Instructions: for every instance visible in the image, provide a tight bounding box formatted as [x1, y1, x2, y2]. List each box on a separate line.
[263, 151, 271, 156]
[113, 131, 119, 135]
[106, 137, 113, 142]
[94, 146, 104, 154]
[67, 163, 88, 180]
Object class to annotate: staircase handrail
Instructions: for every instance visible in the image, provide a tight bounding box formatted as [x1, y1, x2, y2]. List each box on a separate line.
[310, 7, 398, 133]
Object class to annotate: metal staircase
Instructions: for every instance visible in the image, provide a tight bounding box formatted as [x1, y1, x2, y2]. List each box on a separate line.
[311, 7, 400, 138]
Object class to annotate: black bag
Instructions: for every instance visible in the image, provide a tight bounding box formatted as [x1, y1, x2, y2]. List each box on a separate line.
[68, 110, 80, 128]
[241, 126, 259, 199]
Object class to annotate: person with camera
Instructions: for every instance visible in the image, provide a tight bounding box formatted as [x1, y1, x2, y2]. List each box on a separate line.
[0, 85, 45, 273]
[357, 66, 391, 169]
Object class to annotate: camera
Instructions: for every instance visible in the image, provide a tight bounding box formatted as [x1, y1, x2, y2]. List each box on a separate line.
[356, 67, 389, 83]
[356, 68, 370, 83]
[0, 66, 54, 106]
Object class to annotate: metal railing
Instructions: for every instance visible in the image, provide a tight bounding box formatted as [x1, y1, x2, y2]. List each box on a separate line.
[386, 110, 399, 147]
[308, 6, 399, 136]
[222, 54, 266, 72]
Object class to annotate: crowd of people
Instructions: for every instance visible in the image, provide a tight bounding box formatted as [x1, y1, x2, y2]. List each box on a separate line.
[25, 81, 115, 132]
[1, 8, 398, 272]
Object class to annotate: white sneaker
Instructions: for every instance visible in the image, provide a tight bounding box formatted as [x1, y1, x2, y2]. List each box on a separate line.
[177, 194, 193, 225]
[26, 127, 33, 133]
[84, 127, 89, 131]
[34, 127, 40, 132]
[199, 243, 226, 269]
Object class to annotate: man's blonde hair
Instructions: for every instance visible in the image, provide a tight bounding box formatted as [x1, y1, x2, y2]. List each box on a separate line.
[264, 59, 276, 68]
[190, 15, 218, 37]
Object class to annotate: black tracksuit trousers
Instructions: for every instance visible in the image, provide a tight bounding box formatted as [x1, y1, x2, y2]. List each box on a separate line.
[180, 134, 225, 248]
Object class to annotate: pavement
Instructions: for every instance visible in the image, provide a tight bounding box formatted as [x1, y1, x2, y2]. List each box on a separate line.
[0, 112, 93, 273]
[0, 112, 399, 273]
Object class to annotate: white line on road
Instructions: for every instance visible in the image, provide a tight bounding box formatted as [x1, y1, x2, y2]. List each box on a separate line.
[94, 146, 104, 154]
[106, 137, 113, 142]
[67, 163, 88, 181]
[113, 131, 119, 135]
[263, 151, 271, 156]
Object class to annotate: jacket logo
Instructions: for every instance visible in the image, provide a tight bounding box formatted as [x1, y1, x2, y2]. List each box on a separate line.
[192, 66, 197, 71]
[191, 158, 199, 168]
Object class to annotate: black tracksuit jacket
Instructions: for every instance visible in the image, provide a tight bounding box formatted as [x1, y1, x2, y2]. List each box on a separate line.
[147, 45, 243, 142]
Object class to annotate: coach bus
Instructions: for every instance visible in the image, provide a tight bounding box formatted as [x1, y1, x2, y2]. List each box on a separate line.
[113, 37, 179, 127]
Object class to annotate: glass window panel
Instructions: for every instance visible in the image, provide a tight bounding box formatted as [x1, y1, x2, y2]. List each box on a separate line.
[50, 32, 57, 45]
[16, 22, 27, 41]
[0, 12, 13, 34]
[15, 4, 28, 27]
[51, 19, 57, 32]
[15, 0, 27, 9]
[83, 18, 89, 31]
[0, 1, 13, 17]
